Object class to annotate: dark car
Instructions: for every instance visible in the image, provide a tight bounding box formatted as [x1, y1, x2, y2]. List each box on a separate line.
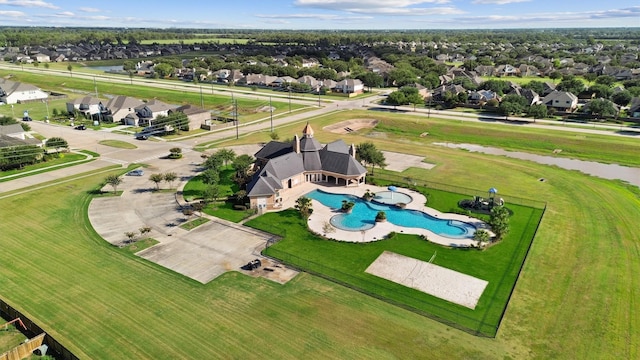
[75, 124, 86, 130]
[135, 134, 148, 140]
[22, 116, 33, 121]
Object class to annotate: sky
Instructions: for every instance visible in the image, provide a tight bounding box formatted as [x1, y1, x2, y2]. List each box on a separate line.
[0, 0, 639, 30]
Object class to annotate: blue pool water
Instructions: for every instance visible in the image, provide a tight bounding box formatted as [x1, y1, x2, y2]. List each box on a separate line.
[373, 191, 413, 205]
[307, 189, 476, 238]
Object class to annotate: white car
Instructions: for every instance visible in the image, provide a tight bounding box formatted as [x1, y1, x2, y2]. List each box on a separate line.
[126, 169, 144, 176]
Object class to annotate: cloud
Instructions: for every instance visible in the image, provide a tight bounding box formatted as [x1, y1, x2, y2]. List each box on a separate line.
[54, 11, 74, 17]
[257, 13, 372, 21]
[79, 7, 101, 13]
[453, 6, 640, 25]
[293, 0, 459, 15]
[0, 10, 25, 17]
[472, 0, 530, 4]
[0, 0, 58, 9]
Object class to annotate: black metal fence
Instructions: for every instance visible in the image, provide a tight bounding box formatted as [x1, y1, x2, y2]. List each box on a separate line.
[368, 172, 547, 209]
[261, 176, 547, 337]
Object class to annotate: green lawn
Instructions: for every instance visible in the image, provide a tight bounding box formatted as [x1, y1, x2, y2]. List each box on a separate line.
[203, 201, 255, 223]
[247, 182, 544, 336]
[97, 140, 137, 149]
[0, 111, 638, 358]
[0, 70, 304, 123]
[0, 152, 90, 182]
[182, 167, 238, 202]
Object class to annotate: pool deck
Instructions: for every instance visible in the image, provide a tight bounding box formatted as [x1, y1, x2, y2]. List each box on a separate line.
[273, 183, 491, 247]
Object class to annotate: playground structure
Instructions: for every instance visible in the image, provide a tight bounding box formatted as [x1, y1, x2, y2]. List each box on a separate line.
[1, 318, 26, 332]
[459, 187, 505, 212]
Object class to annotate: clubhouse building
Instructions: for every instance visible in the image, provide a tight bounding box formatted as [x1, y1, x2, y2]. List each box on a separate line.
[247, 123, 367, 210]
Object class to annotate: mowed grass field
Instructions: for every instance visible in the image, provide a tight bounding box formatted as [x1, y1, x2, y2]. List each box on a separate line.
[0, 110, 639, 358]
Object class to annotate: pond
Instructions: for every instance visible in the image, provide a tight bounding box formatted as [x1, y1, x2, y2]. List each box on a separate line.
[435, 143, 640, 188]
[86, 65, 124, 72]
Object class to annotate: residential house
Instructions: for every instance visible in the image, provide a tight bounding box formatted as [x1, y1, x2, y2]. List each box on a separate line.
[66, 96, 103, 117]
[301, 58, 320, 68]
[272, 76, 297, 88]
[247, 123, 367, 210]
[509, 87, 540, 106]
[334, 79, 364, 94]
[405, 83, 431, 99]
[495, 64, 520, 77]
[475, 65, 495, 77]
[541, 90, 578, 112]
[469, 89, 500, 103]
[176, 104, 211, 130]
[628, 98, 640, 118]
[133, 99, 177, 127]
[298, 75, 320, 89]
[103, 96, 145, 123]
[0, 79, 48, 104]
[518, 64, 541, 77]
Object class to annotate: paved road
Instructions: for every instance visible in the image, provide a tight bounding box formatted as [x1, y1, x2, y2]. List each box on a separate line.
[2, 64, 639, 194]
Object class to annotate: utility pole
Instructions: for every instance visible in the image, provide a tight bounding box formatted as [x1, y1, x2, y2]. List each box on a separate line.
[200, 85, 204, 108]
[288, 86, 291, 113]
[317, 85, 321, 107]
[94, 76, 98, 97]
[234, 99, 239, 140]
[269, 96, 273, 132]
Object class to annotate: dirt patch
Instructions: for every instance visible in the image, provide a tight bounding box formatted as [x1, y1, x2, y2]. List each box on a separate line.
[241, 257, 299, 284]
[323, 119, 378, 134]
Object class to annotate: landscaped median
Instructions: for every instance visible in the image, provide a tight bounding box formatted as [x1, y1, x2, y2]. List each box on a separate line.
[246, 183, 545, 337]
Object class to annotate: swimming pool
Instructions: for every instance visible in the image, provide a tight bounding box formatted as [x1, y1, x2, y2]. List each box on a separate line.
[373, 191, 413, 205]
[306, 189, 476, 238]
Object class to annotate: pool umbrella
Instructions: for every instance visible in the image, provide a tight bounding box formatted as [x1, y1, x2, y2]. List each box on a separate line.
[388, 185, 397, 199]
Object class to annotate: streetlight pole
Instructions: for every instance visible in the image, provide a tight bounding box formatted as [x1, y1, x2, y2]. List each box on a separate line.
[317, 85, 321, 107]
[200, 86, 204, 108]
[288, 86, 291, 113]
[235, 99, 239, 140]
[43, 99, 49, 120]
[269, 96, 273, 132]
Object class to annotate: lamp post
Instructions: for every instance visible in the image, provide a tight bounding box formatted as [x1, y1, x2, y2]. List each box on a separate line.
[42, 99, 49, 120]
[269, 96, 273, 132]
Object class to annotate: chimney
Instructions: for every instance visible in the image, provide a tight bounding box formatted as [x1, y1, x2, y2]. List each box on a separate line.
[349, 144, 356, 158]
[294, 134, 300, 154]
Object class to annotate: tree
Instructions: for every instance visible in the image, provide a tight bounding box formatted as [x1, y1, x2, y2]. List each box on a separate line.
[586, 98, 616, 118]
[154, 63, 174, 78]
[611, 90, 632, 107]
[149, 173, 164, 190]
[105, 174, 122, 194]
[45, 137, 68, 150]
[139, 226, 152, 237]
[488, 206, 510, 240]
[204, 153, 224, 170]
[0, 145, 42, 170]
[215, 148, 236, 166]
[527, 104, 548, 120]
[473, 229, 491, 248]
[201, 168, 220, 186]
[357, 72, 384, 92]
[386, 91, 406, 108]
[163, 172, 177, 189]
[557, 77, 585, 96]
[295, 196, 313, 219]
[595, 75, 616, 86]
[588, 84, 612, 99]
[0, 116, 18, 125]
[356, 142, 386, 175]
[168, 147, 182, 159]
[499, 94, 528, 116]
[67, 64, 73, 77]
[232, 154, 254, 188]
[124, 231, 137, 244]
[202, 184, 221, 204]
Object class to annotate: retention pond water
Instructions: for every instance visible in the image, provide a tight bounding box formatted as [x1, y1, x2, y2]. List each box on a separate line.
[435, 143, 640, 188]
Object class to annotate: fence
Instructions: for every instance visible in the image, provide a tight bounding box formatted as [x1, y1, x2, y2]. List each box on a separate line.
[261, 176, 546, 337]
[0, 298, 79, 360]
[368, 172, 547, 209]
[264, 246, 498, 337]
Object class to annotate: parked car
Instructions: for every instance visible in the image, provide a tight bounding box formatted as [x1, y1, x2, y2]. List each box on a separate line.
[126, 169, 144, 176]
[135, 134, 148, 140]
[22, 116, 32, 121]
[74, 124, 86, 130]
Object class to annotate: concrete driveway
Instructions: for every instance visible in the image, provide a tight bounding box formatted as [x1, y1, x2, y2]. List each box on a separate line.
[87, 149, 275, 284]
